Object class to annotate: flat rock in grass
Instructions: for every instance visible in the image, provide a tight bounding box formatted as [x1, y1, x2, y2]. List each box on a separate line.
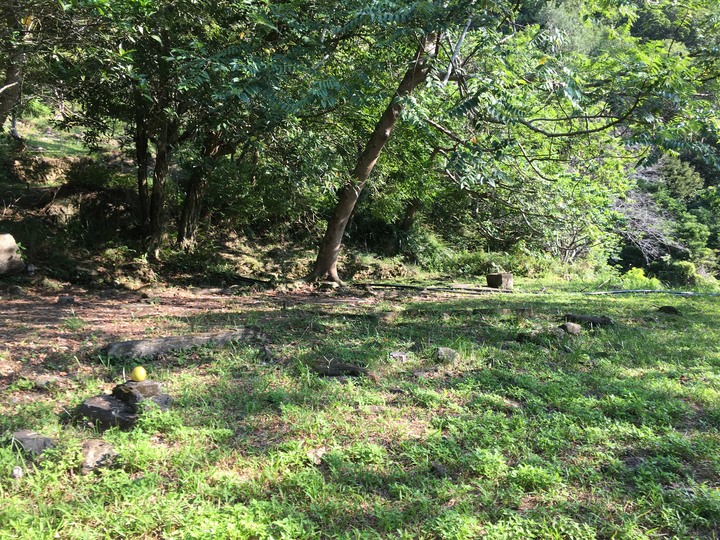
[11, 430, 55, 456]
[102, 328, 261, 358]
[111, 380, 170, 412]
[78, 395, 138, 430]
[564, 314, 614, 327]
[559, 322, 582, 336]
[436, 347, 460, 364]
[81, 439, 116, 474]
[309, 359, 371, 378]
[112, 380, 162, 401]
[517, 328, 565, 344]
[389, 351, 409, 363]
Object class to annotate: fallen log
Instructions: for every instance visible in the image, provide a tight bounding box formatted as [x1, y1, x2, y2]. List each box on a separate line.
[102, 327, 262, 358]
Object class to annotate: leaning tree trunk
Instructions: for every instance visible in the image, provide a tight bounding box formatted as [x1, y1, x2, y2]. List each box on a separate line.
[305, 36, 437, 283]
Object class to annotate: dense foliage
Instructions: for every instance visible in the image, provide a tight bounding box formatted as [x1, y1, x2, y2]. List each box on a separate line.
[0, 0, 718, 284]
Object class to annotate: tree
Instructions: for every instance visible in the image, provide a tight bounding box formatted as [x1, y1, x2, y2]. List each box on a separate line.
[303, 0, 720, 282]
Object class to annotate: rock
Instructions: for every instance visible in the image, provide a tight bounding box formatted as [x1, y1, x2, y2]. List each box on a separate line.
[78, 395, 138, 430]
[564, 314, 614, 327]
[11, 430, 55, 456]
[148, 393, 172, 411]
[111, 380, 170, 412]
[389, 351, 409, 363]
[7, 285, 26, 296]
[33, 375, 62, 390]
[486, 272, 513, 290]
[658, 306, 682, 316]
[436, 347, 460, 364]
[309, 359, 370, 377]
[102, 328, 262, 358]
[56, 295, 75, 306]
[81, 439, 116, 474]
[113, 380, 163, 401]
[430, 461, 449, 478]
[317, 281, 340, 291]
[517, 328, 565, 345]
[559, 322, 582, 336]
[307, 446, 327, 465]
[11, 466, 23, 479]
[0, 234, 25, 276]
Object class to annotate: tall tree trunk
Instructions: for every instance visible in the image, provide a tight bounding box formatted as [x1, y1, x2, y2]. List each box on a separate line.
[149, 121, 173, 254]
[0, 1, 25, 132]
[383, 198, 422, 255]
[177, 132, 232, 251]
[306, 36, 437, 282]
[177, 165, 209, 251]
[135, 104, 150, 235]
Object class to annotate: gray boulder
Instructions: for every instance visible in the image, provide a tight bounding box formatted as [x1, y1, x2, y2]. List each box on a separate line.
[11, 430, 55, 456]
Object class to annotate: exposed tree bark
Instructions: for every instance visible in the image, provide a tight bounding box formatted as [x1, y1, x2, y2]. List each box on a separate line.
[306, 35, 437, 283]
[383, 198, 422, 255]
[177, 132, 234, 251]
[134, 103, 150, 235]
[149, 119, 176, 253]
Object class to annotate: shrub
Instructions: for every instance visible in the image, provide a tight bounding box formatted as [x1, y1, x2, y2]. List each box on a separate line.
[656, 260, 699, 287]
[619, 267, 663, 290]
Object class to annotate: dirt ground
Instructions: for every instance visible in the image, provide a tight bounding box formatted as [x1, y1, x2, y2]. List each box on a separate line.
[0, 283, 387, 391]
[0, 285, 268, 388]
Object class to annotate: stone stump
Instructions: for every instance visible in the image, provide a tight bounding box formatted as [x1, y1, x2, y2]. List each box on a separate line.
[486, 272, 513, 290]
[79, 379, 171, 430]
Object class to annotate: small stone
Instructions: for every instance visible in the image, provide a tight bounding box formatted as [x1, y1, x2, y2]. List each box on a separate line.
[430, 461, 449, 478]
[436, 347, 460, 364]
[33, 375, 61, 390]
[7, 285, 26, 296]
[317, 281, 339, 291]
[559, 322, 582, 336]
[307, 446, 327, 465]
[11, 466, 23, 479]
[389, 351, 409, 363]
[81, 439, 116, 474]
[56, 295, 75, 306]
[11, 430, 55, 456]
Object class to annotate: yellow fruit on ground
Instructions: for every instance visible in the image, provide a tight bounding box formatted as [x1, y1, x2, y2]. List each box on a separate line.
[130, 366, 147, 382]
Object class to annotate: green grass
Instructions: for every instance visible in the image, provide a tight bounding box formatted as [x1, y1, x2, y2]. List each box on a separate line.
[1, 290, 719, 539]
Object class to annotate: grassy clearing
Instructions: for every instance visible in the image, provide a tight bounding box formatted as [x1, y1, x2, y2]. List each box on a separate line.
[1, 289, 719, 539]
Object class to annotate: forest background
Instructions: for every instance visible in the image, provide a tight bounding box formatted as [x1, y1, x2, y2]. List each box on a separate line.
[1, 0, 719, 287]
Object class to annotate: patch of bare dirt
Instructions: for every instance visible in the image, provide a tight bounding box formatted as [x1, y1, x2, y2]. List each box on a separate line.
[0, 284, 396, 390]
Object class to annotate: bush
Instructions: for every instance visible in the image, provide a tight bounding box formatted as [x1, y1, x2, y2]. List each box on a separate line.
[656, 260, 699, 287]
[65, 158, 113, 189]
[619, 267, 663, 290]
